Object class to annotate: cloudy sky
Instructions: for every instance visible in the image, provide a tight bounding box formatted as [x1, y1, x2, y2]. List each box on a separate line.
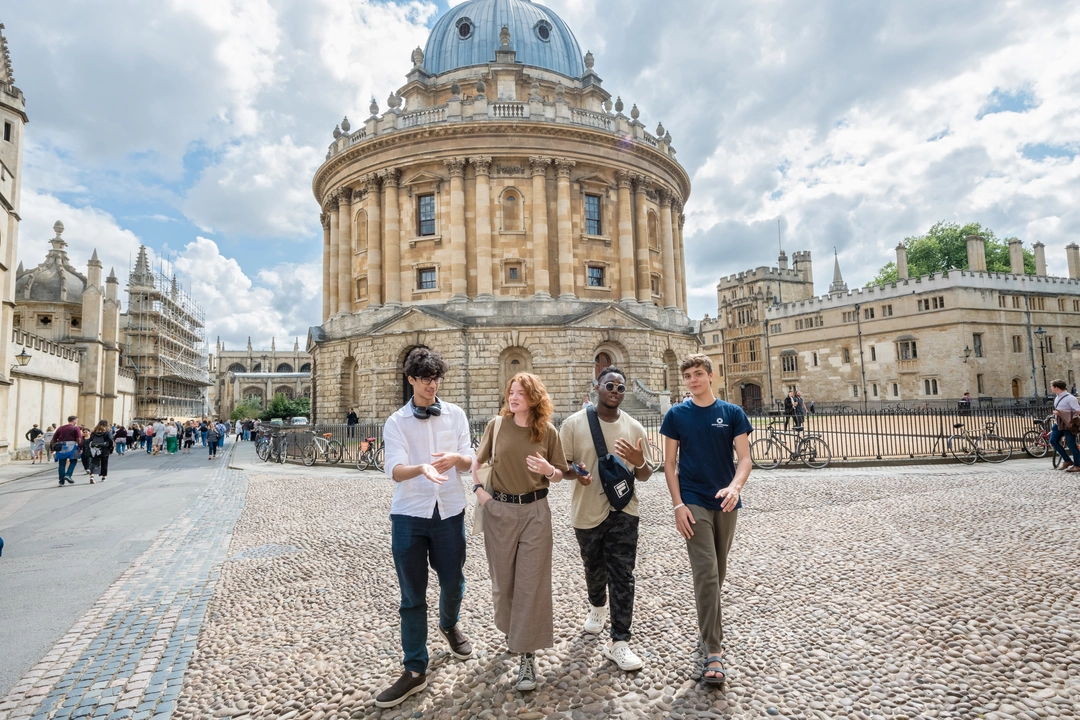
[6, 0, 1079, 348]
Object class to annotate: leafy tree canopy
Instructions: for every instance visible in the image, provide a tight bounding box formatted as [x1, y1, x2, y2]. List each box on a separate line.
[229, 394, 310, 422]
[868, 221, 1034, 286]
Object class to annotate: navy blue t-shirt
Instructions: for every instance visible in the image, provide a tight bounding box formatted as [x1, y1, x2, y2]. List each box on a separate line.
[660, 399, 753, 511]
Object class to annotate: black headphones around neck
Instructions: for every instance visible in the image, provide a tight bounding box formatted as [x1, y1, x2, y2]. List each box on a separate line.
[411, 398, 443, 420]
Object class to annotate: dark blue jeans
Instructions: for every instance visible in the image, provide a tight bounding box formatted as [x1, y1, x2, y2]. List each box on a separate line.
[1050, 426, 1078, 465]
[57, 457, 78, 482]
[390, 507, 466, 674]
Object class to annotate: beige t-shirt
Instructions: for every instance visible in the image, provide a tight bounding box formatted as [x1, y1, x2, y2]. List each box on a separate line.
[476, 416, 569, 495]
[560, 408, 650, 530]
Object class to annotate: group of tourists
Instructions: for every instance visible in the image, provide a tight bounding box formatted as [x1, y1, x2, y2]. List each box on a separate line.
[782, 389, 812, 427]
[374, 347, 751, 708]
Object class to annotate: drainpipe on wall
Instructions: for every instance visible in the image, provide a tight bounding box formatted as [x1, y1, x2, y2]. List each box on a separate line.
[1024, 295, 1037, 398]
[855, 303, 868, 411]
[763, 319, 774, 411]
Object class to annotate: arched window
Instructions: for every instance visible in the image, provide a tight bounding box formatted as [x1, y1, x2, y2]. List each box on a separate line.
[355, 210, 367, 251]
[251, 363, 262, 373]
[274, 386, 295, 400]
[502, 190, 522, 232]
[276, 363, 294, 373]
[227, 363, 246, 373]
[300, 363, 311, 373]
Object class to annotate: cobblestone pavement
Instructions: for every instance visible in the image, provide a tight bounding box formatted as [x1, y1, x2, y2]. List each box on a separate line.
[0, 455, 246, 720]
[175, 458, 1078, 719]
[5, 457, 1078, 720]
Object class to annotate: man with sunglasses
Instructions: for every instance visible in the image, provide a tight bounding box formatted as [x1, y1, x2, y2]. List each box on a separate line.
[559, 366, 652, 672]
[376, 347, 475, 709]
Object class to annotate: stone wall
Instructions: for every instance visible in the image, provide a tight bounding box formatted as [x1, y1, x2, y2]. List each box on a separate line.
[5, 331, 81, 458]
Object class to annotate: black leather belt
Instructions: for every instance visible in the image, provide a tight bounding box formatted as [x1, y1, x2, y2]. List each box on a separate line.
[491, 488, 548, 505]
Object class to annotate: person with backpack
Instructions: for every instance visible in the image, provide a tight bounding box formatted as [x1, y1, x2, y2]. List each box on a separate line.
[143, 422, 154, 453]
[52, 416, 82, 485]
[182, 421, 196, 453]
[560, 366, 652, 672]
[26, 424, 45, 464]
[113, 424, 128, 455]
[87, 421, 114, 483]
[206, 421, 220, 460]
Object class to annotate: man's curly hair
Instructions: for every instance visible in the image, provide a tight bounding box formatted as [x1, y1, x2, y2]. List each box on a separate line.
[404, 347, 448, 380]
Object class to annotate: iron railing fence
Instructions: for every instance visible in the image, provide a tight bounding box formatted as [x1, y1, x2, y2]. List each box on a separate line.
[764, 396, 1053, 416]
[262, 402, 1055, 468]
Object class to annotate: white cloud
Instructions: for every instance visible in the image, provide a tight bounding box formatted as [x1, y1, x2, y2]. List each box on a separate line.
[172, 237, 321, 349]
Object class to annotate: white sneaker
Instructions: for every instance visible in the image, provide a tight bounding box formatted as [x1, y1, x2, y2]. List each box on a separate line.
[583, 604, 608, 634]
[604, 641, 643, 671]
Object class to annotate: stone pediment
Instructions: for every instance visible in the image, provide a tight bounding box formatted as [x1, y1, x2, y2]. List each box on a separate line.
[370, 307, 464, 335]
[567, 304, 655, 330]
[576, 173, 610, 188]
[401, 170, 446, 186]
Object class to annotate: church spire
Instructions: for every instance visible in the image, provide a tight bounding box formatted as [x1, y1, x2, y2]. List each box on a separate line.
[131, 245, 153, 285]
[0, 23, 14, 85]
[829, 248, 848, 294]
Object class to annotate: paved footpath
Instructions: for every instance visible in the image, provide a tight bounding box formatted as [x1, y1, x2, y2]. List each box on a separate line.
[0, 444, 247, 720]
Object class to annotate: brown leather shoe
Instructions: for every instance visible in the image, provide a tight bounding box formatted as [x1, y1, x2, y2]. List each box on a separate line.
[438, 624, 474, 660]
[1067, 465, 1080, 473]
[374, 670, 427, 709]
[1061, 461, 1074, 470]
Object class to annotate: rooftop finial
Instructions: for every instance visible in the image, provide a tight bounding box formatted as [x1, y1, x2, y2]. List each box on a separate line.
[341, 115, 351, 133]
[369, 97, 379, 117]
[584, 50, 595, 70]
[412, 46, 424, 68]
[829, 248, 848, 294]
[500, 25, 511, 48]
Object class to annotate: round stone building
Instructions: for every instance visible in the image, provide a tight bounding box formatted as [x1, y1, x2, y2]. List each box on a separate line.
[309, 0, 698, 421]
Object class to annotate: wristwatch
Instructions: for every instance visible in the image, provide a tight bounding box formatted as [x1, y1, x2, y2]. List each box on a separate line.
[472, 484, 483, 493]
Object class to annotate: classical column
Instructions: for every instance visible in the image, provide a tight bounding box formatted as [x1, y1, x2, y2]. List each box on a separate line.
[616, 171, 636, 303]
[337, 188, 353, 314]
[555, 158, 576, 299]
[634, 175, 651, 303]
[677, 211, 688, 313]
[471, 156, 494, 300]
[320, 212, 331, 321]
[445, 158, 468, 302]
[381, 169, 402, 306]
[529, 156, 552, 300]
[365, 174, 383, 306]
[673, 201, 686, 312]
[327, 194, 340, 313]
[659, 189, 678, 309]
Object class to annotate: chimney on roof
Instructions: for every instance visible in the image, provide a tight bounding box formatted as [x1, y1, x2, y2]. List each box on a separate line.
[1009, 238, 1025, 275]
[896, 243, 909, 281]
[777, 250, 788, 271]
[1033, 242, 1047, 276]
[966, 235, 987, 272]
[1067, 243, 1080, 280]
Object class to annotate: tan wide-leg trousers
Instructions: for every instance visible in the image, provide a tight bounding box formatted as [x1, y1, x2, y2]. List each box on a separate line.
[482, 497, 554, 654]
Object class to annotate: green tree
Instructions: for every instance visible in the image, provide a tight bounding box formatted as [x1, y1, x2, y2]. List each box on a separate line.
[868, 221, 1035, 286]
[265, 392, 294, 420]
[230, 399, 263, 422]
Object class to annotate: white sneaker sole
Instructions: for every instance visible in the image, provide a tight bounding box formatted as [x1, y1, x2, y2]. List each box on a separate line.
[604, 646, 643, 671]
[516, 679, 537, 692]
[374, 678, 428, 708]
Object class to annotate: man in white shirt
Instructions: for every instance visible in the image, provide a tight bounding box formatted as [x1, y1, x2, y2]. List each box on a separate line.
[375, 347, 475, 710]
[1051, 379, 1080, 472]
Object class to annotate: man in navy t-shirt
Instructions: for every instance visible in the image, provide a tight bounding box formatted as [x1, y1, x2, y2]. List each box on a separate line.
[660, 353, 752, 686]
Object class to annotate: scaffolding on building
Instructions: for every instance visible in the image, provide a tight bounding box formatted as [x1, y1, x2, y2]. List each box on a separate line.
[124, 246, 211, 420]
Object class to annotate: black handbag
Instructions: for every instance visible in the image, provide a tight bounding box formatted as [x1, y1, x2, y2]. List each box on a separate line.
[586, 408, 635, 511]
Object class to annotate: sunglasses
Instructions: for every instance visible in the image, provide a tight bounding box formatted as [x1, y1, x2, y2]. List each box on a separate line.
[602, 382, 627, 394]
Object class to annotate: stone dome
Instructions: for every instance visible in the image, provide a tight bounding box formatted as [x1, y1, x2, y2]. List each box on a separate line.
[423, 0, 586, 79]
[15, 221, 88, 305]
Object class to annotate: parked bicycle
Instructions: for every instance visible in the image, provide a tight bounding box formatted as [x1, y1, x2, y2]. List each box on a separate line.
[256, 430, 288, 464]
[750, 421, 831, 469]
[355, 436, 385, 472]
[302, 431, 344, 466]
[940, 421, 1012, 464]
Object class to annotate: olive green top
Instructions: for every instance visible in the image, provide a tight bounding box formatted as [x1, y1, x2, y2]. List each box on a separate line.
[476, 416, 569, 495]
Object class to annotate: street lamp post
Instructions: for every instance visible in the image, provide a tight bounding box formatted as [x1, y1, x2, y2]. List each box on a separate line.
[1034, 327, 1048, 398]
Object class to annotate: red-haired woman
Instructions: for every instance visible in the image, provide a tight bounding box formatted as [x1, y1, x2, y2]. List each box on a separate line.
[473, 373, 569, 692]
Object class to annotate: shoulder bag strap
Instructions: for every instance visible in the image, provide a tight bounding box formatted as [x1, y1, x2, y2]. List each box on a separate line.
[490, 416, 503, 463]
[586, 407, 610, 458]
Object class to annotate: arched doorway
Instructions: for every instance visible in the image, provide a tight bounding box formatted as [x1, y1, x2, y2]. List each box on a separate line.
[1011, 378, 1021, 399]
[341, 357, 358, 412]
[662, 350, 678, 391]
[740, 383, 762, 412]
[594, 352, 613, 379]
[499, 347, 534, 406]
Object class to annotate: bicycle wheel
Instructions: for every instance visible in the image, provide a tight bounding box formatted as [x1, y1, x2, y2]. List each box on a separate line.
[1021, 430, 1049, 458]
[947, 434, 977, 464]
[750, 438, 783, 470]
[800, 436, 831, 469]
[355, 450, 370, 471]
[277, 436, 288, 464]
[302, 444, 318, 466]
[977, 435, 1011, 464]
[327, 440, 344, 464]
[373, 445, 385, 472]
[256, 440, 270, 462]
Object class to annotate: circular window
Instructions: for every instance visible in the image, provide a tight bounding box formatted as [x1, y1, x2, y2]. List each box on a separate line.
[536, 21, 552, 42]
[456, 18, 473, 40]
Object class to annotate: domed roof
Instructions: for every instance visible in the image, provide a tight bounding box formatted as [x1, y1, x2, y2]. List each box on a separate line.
[423, 0, 585, 79]
[15, 221, 89, 305]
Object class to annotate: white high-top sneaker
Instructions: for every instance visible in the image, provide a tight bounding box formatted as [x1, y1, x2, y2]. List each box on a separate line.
[583, 604, 608, 634]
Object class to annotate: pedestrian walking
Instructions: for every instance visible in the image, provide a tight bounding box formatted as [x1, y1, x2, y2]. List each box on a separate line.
[375, 347, 475, 710]
[243, 418, 254, 442]
[182, 422, 196, 453]
[199, 420, 208, 446]
[215, 419, 227, 449]
[52, 416, 82, 485]
[144, 422, 155, 453]
[234, 419, 242, 442]
[165, 418, 179, 454]
[113, 425, 128, 455]
[560, 366, 652, 672]
[1050, 379, 1080, 472]
[347, 408, 359, 438]
[80, 427, 93, 477]
[472, 372, 569, 692]
[794, 390, 806, 427]
[151, 419, 166, 455]
[783, 390, 795, 430]
[87, 421, 114, 483]
[43, 424, 56, 462]
[660, 354, 753, 686]
[207, 422, 220, 459]
[26, 424, 44, 464]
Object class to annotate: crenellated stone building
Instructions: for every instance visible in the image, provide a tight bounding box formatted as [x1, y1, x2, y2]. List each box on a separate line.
[208, 337, 311, 418]
[705, 239, 1080, 411]
[308, 0, 698, 421]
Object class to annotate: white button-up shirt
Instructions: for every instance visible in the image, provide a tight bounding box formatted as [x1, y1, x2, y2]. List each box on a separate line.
[383, 400, 474, 519]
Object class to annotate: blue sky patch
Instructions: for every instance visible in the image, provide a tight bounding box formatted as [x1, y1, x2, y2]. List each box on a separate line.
[976, 87, 1039, 120]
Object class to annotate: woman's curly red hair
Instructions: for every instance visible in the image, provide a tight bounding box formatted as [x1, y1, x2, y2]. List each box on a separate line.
[500, 372, 554, 443]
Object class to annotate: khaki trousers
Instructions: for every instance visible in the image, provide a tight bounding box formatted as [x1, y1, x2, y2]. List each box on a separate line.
[685, 505, 738, 654]
[482, 497, 554, 653]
